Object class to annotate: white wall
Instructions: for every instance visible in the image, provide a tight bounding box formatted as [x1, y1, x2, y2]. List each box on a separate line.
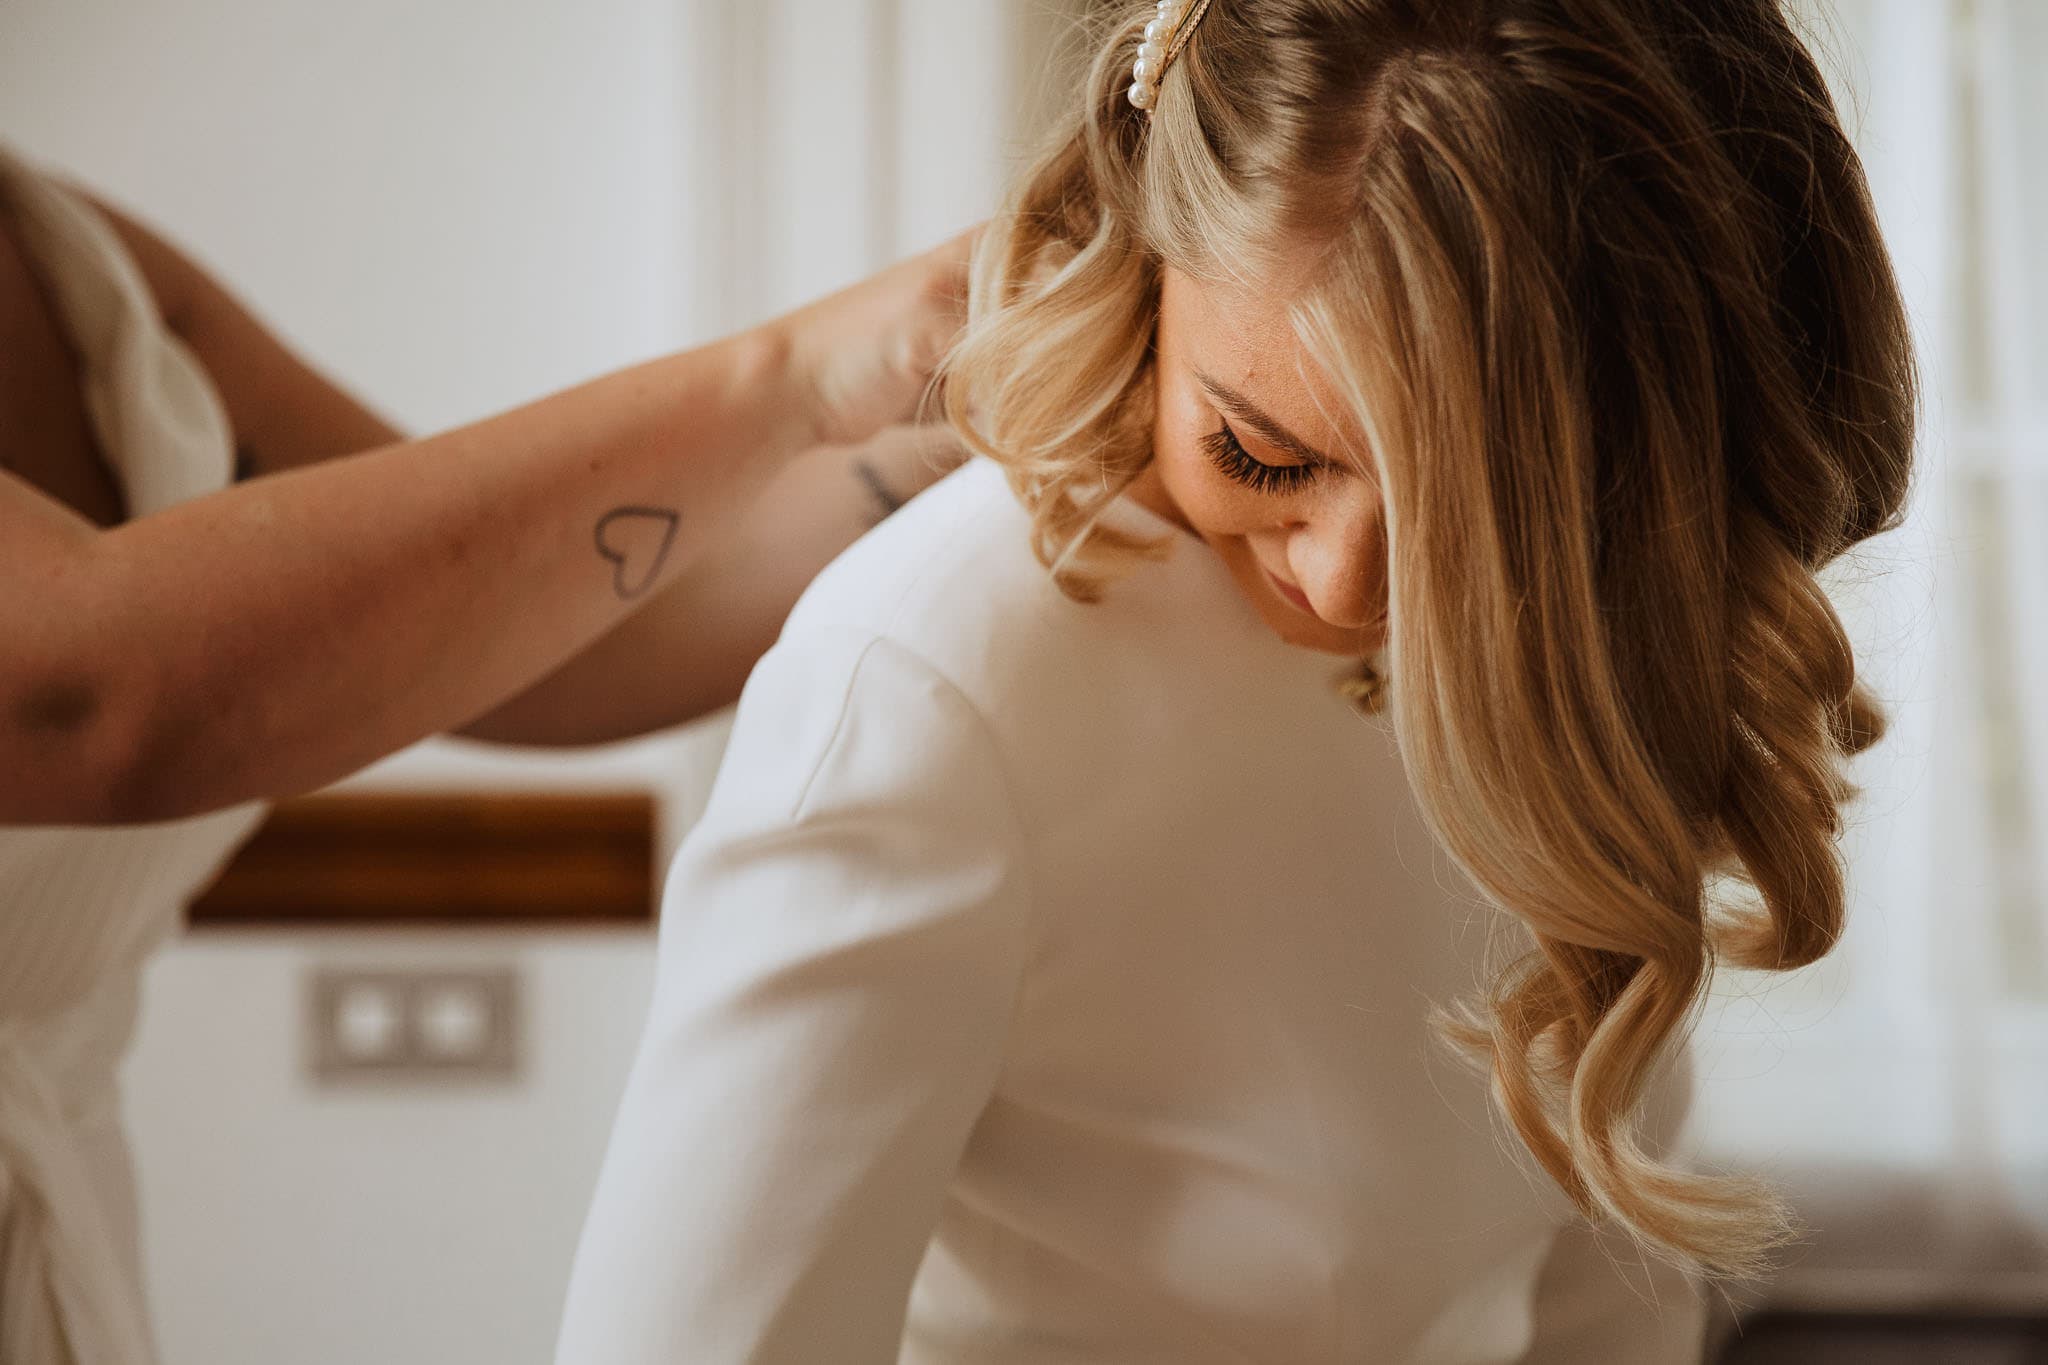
[0, 0, 692, 430]
[1, 2, 1075, 1361]
[124, 933, 657, 1365]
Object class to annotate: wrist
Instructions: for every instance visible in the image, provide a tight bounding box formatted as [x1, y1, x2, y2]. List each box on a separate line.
[738, 314, 835, 453]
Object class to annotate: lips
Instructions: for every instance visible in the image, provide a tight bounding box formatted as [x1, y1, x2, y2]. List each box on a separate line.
[1265, 567, 1314, 615]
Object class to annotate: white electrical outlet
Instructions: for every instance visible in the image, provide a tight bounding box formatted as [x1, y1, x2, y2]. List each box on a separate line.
[307, 966, 521, 1083]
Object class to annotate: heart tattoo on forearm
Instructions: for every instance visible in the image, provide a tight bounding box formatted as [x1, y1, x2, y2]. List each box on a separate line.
[593, 506, 681, 600]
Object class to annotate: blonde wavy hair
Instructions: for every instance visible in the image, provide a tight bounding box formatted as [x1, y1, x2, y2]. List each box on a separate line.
[943, 0, 1917, 1277]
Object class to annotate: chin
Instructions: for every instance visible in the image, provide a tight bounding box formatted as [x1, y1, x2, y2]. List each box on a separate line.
[1252, 593, 1390, 656]
[1248, 599, 1347, 654]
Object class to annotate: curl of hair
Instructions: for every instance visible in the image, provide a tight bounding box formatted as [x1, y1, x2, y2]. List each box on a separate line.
[944, 0, 1916, 1278]
[943, 19, 1167, 598]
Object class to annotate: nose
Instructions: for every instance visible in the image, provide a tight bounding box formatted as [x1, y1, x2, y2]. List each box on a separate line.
[1285, 487, 1383, 631]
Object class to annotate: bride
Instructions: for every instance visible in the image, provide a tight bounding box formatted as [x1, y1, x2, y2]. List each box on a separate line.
[557, 0, 1916, 1359]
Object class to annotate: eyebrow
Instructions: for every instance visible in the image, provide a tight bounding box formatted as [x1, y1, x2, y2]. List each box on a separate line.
[1194, 372, 1335, 468]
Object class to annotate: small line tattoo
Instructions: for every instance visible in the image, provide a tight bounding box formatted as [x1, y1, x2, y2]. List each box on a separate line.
[854, 461, 905, 524]
[593, 505, 681, 600]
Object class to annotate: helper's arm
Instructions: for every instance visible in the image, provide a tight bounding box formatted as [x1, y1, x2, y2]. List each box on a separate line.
[2, 191, 968, 823]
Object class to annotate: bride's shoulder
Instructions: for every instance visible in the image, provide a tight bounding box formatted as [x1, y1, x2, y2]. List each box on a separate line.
[782, 459, 1082, 686]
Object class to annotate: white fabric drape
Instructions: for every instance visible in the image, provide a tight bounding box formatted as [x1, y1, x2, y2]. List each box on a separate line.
[1692, 0, 2048, 1311]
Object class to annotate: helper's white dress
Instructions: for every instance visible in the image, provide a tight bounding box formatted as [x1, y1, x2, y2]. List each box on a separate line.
[558, 458, 1706, 1363]
[0, 146, 266, 1365]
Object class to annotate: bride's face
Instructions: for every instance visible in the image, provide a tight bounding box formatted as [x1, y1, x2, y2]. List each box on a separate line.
[1131, 267, 1388, 656]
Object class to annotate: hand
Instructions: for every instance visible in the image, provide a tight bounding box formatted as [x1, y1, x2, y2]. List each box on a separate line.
[773, 229, 976, 449]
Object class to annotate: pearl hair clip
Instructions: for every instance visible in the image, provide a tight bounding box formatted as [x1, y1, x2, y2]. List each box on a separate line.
[1128, 0, 1217, 113]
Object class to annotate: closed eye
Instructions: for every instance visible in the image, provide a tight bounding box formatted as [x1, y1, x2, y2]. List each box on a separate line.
[1201, 421, 1319, 495]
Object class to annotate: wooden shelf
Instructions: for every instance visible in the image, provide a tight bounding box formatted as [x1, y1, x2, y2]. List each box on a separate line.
[188, 791, 658, 928]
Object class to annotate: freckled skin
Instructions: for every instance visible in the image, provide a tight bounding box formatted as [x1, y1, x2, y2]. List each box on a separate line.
[1126, 268, 1389, 657]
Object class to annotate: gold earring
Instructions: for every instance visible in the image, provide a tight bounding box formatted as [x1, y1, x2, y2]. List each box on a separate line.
[1335, 660, 1388, 715]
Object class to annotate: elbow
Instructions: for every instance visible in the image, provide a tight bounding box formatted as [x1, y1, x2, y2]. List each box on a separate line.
[6, 669, 211, 826]
[5, 672, 130, 823]
[4, 534, 239, 824]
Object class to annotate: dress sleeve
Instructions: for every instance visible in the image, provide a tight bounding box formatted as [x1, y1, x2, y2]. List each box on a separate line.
[553, 628, 1035, 1365]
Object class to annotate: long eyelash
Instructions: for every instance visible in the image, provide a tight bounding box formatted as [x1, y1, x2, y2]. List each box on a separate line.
[1200, 421, 1318, 495]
